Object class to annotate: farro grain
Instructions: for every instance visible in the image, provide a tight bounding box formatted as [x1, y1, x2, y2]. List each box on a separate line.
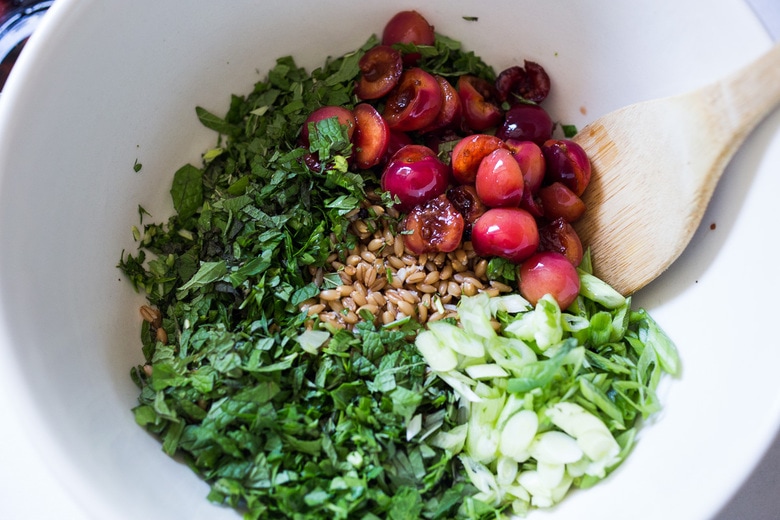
[306, 303, 326, 315]
[397, 300, 416, 317]
[320, 289, 341, 301]
[393, 235, 405, 257]
[351, 290, 367, 307]
[474, 259, 488, 279]
[417, 283, 438, 294]
[400, 289, 419, 304]
[388, 255, 406, 270]
[357, 304, 380, 316]
[463, 276, 484, 289]
[417, 303, 429, 322]
[369, 278, 387, 292]
[342, 297, 357, 312]
[364, 266, 378, 288]
[304, 213, 521, 331]
[368, 238, 385, 252]
[369, 292, 386, 307]
[405, 270, 426, 284]
[156, 327, 168, 344]
[490, 280, 513, 293]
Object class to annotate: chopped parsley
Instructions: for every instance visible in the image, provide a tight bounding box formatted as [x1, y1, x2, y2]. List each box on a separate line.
[119, 34, 500, 519]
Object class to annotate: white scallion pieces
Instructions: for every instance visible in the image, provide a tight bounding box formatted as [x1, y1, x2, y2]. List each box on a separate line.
[413, 268, 680, 515]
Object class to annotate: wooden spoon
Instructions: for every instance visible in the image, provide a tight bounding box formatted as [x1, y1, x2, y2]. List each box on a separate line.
[572, 42, 780, 296]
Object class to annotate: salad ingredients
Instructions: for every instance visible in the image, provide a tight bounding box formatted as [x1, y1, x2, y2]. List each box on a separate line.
[475, 148, 525, 208]
[518, 251, 580, 308]
[415, 264, 680, 513]
[120, 9, 680, 520]
[380, 144, 450, 212]
[471, 207, 540, 263]
[354, 45, 403, 100]
[403, 194, 465, 254]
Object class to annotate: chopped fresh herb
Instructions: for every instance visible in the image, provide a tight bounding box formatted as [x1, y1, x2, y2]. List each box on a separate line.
[118, 20, 679, 520]
[562, 123, 579, 138]
[133, 158, 143, 172]
[118, 32, 502, 520]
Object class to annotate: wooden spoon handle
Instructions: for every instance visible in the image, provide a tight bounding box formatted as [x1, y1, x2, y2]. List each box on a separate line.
[703, 42, 780, 158]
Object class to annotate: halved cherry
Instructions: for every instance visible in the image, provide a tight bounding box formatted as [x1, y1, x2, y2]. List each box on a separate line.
[383, 67, 443, 132]
[382, 10, 435, 65]
[539, 218, 584, 267]
[538, 182, 586, 222]
[495, 61, 551, 104]
[379, 129, 414, 167]
[450, 134, 507, 185]
[353, 103, 390, 169]
[299, 105, 356, 147]
[354, 45, 403, 100]
[520, 187, 544, 218]
[446, 184, 487, 229]
[475, 148, 525, 208]
[505, 139, 545, 193]
[457, 75, 503, 131]
[403, 194, 465, 254]
[419, 75, 462, 133]
[518, 251, 580, 308]
[381, 144, 450, 212]
[541, 139, 591, 196]
[471, 207, 539, 263]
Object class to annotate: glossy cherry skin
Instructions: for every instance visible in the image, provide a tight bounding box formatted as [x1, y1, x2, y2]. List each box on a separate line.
[518, 251, 580, 308]
[382, 10, 435, 65]
[450, 134, 507, 185]
[471, 207, 539, 263]
[380, 144, 450, 212]
[457, 75, 503, 131]
[299, 105, 356, 147]
[475, 148, 525, 207]
[404, 194, 465, 254]
[541, 139, 592, 196]
[538, 181, 586, 222]
[505, 139, 545, 193]
[495, 103, 553, 145]
[354, 45, 403, 100]
[353, 103, 390, 169]
[419, 75, 462, 133]
[383, 67, 443, 132]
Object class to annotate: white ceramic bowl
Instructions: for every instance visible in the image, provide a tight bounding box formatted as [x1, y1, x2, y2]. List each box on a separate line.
[0, 1, 778, 519]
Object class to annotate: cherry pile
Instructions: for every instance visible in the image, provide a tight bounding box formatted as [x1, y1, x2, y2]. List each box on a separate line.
[300, 10, 593, 309]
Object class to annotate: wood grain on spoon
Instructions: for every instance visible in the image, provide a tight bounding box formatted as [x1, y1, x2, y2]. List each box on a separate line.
[573, 42, 780, 296]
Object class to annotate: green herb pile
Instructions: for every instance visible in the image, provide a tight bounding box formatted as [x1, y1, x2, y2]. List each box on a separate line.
[119, 35, 501, 519]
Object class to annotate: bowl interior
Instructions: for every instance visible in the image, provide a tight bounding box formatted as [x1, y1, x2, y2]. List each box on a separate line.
[0, 1, 776, 519]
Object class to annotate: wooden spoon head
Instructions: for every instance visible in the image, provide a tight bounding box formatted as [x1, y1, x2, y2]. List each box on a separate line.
[572, 114, 707, 296]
